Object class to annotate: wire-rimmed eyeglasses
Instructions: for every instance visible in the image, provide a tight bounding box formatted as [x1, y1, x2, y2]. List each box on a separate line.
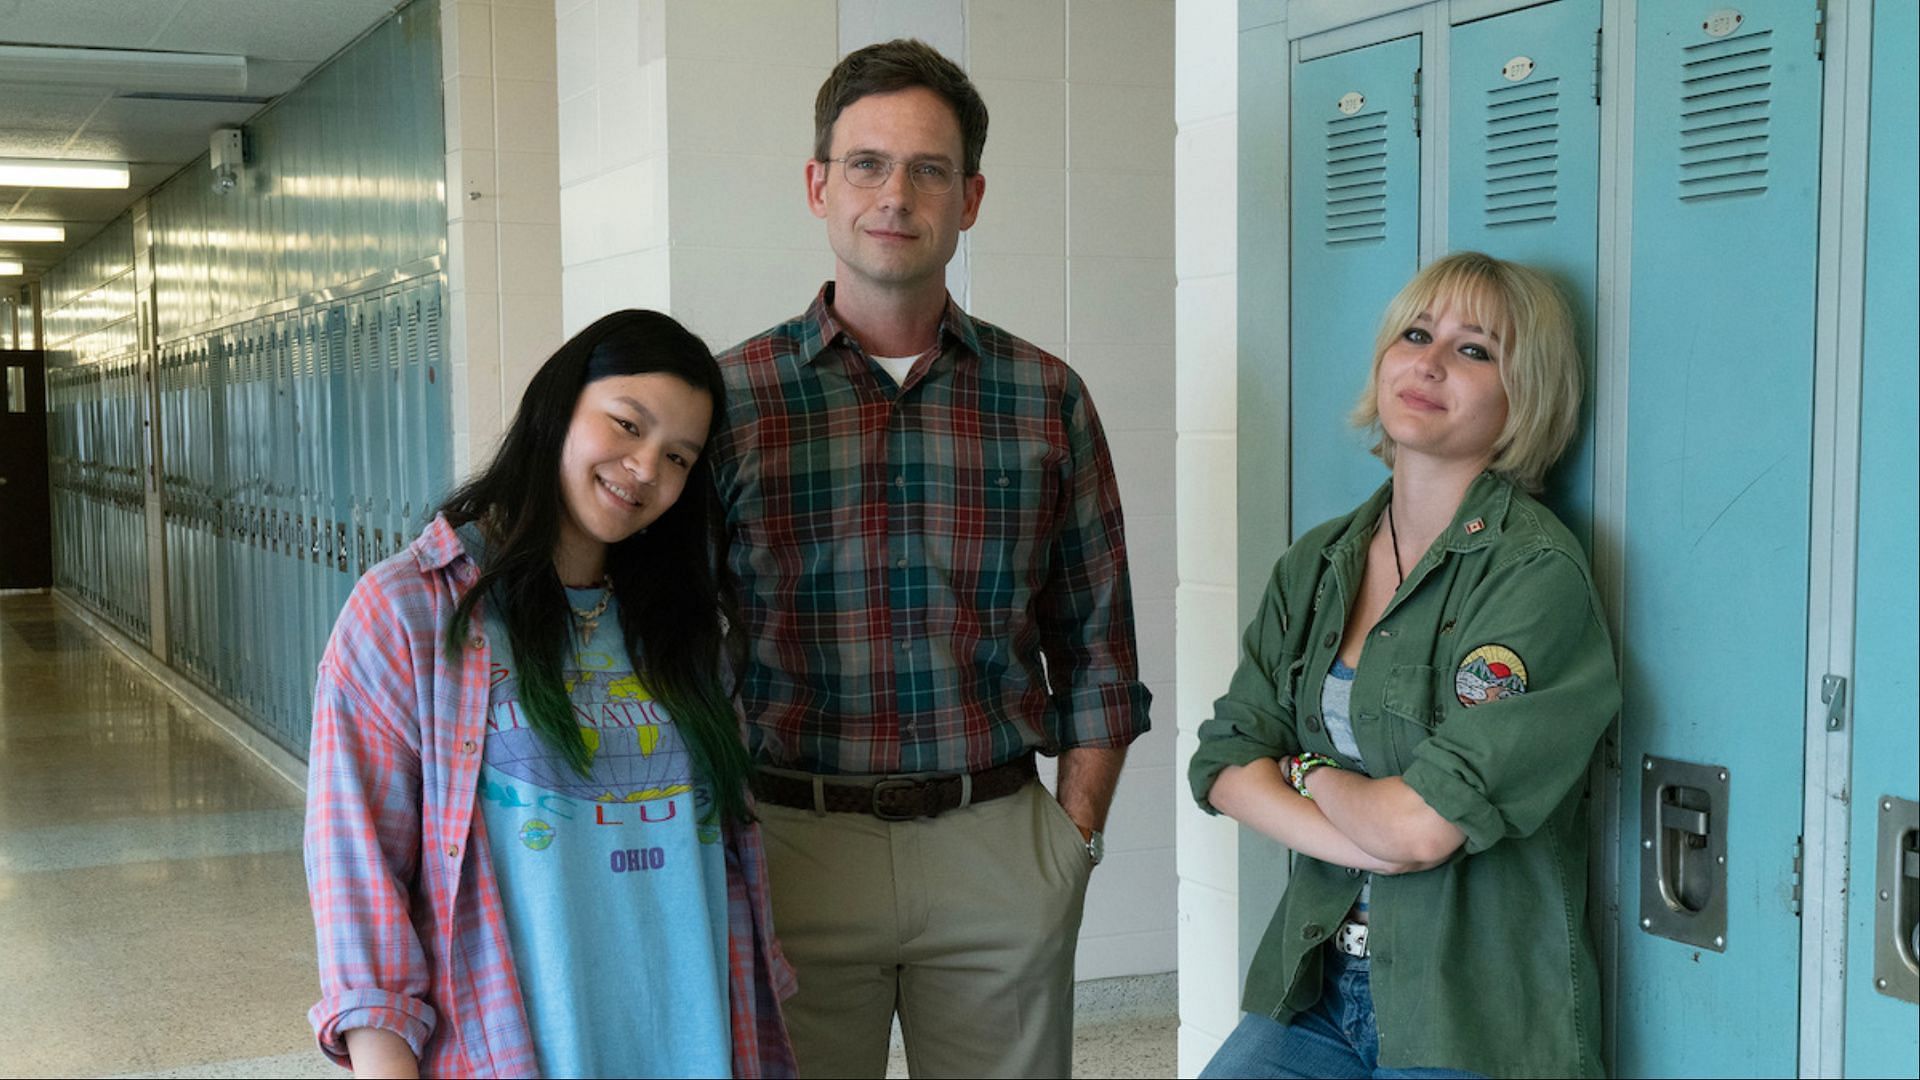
[824, 153, 961, 195]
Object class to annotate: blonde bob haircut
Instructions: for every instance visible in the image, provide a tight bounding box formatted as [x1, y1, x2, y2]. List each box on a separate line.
[1350, 250, 1583, 493]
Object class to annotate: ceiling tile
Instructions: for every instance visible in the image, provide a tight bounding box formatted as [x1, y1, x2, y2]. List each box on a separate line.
[151, 0, 410, 62]
[0, 0, 182, 48]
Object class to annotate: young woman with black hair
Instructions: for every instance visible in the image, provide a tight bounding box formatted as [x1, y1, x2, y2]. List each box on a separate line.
[304, 310, 795, 1078]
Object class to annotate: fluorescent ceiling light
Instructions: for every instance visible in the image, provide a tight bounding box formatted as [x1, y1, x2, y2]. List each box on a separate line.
[0, 262, 24, 276]
[0, 45, 247, 96]
[0, 224, 65, 242]
[0, 159, 130, 189]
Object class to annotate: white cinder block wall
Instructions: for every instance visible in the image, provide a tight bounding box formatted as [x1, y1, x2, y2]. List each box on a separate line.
[553, 0, 1178, 981]
[442, 0, 568, 476]
[1173, 0, 1242, 1072]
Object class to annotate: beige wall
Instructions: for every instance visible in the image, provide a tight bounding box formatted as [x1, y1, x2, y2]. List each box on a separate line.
[548, 0, 1179, 981]
[440, 0, 567, 478]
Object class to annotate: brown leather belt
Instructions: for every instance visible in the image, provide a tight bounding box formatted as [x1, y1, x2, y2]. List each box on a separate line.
[751, 754, 1037, 821]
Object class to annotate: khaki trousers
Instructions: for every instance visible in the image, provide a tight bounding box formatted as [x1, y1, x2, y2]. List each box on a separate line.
[758, 779, 1094, 1079]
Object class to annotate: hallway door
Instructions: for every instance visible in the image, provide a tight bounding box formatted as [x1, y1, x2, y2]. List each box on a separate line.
[0, 349, 51, 588]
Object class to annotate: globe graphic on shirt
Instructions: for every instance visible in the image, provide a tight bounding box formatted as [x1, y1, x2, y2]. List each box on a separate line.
[485, 672, 696, 803]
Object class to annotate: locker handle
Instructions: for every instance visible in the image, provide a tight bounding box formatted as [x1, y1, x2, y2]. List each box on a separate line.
[1875, 798, 1920, 1003]
[1655, 780, 1721, 918]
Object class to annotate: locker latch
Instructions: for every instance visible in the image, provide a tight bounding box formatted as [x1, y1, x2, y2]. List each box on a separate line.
[1639, 755, 1730, 951]
[1820, 674, 1847, 731]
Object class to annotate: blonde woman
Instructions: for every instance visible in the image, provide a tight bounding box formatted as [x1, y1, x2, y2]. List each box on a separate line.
[1191, 252, 1619, 1078]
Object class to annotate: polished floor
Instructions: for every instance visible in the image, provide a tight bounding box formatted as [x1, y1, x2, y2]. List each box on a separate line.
[0, 593, 324, 1078]
[0, 592, 1174, 1078]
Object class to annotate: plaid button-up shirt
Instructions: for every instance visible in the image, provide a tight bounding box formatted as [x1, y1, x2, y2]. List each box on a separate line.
[711, 284, 1151, 776]
[304, 515, 796, 1077]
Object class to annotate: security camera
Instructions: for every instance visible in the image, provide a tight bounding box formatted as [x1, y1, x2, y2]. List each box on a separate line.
[210, 127, 244, 195]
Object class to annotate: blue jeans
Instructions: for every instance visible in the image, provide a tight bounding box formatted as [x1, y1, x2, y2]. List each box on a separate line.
[1198, 948, 1484, 1079]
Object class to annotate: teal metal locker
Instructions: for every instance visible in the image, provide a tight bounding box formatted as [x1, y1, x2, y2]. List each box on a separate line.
[1844, 0, 1920, 1072]
[1445, 0, 1601, 548]
[1288, 34, 1423, 538]
[1614, 2, 1825, 1075]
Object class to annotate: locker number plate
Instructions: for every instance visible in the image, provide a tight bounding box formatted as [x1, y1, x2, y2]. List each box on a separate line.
[1703, 9, 1744, 37]
[1502, 56, 1534, 82]
[1337, 92, 1365, 116]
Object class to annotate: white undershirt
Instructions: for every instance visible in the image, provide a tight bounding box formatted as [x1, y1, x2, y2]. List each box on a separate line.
[870, 353, 920, 385]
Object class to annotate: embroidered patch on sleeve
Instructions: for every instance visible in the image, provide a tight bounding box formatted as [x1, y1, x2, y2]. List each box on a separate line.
[1456, 644, 1528, 706]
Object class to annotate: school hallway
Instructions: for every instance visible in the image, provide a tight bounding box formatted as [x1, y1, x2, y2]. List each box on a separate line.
[0, 592, 324, 1078]
[0, 591, 1174, 1078]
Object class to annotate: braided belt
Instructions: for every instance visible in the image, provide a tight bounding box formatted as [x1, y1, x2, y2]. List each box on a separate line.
[751, 754, 1037, 821]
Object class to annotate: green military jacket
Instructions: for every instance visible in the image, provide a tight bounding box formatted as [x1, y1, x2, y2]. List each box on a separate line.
[1189, 472, 1620, 1078]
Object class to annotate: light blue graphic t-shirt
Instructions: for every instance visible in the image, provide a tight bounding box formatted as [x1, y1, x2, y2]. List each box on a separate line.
[1325, 657, 1370, 920]
[478, 590, 731, 1078]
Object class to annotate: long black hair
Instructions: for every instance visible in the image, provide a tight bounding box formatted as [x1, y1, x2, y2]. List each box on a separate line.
[438, 309, 750, 822]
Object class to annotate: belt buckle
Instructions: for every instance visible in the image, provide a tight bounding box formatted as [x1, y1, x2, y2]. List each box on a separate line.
[1335, 920, 1370, 958]
[869, 777, 925, 821]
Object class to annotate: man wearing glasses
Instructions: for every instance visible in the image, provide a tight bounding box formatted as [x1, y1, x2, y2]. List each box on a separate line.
[709, 38, 1151, 1078]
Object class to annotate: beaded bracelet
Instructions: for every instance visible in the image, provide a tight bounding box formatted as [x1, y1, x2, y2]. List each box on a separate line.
[1288, 753, 1341, 799]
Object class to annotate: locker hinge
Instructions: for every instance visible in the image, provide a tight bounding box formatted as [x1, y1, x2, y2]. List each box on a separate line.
[1592, 27, 1602, 106]
[1814, 0, 1828, 61]
[1790, 836, 1805, 915]
[1412, 66, 1422, 137]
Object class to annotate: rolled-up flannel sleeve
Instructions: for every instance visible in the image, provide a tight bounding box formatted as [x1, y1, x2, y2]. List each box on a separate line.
[1188, 558, 1305, 813]
[1400, 548, 1620, 854]
[1036, 377, 1152, 751]
[304, 581, 438, 1065]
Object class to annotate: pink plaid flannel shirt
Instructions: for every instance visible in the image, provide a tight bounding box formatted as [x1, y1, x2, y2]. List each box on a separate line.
[304, 515, 796, 1077]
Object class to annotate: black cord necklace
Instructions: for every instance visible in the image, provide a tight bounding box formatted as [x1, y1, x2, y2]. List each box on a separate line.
[1386, 501, 1406, 586]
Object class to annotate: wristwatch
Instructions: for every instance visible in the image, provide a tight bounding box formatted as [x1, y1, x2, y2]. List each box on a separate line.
[1085, 829, 1105, 866]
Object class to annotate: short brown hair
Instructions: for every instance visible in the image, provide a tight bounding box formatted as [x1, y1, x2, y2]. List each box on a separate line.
[1349, 251, 1584, 493]
[814, 39, 989, 176]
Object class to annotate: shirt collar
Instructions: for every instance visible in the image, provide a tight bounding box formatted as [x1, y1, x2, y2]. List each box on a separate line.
[1323, 470, 1515, 564]
[797, 281, 983, 365]
[410, 513, 480, 575]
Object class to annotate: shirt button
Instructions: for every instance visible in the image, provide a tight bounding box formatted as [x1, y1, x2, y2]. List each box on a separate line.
[1305, 714, 1322, 733]
[1302, 923, 1324, 941]
[463, 739, 477, 753]
[1377, 628, 1392, 638]
[894, 475, 906, 488]
[1348, 867, 1361, 877]
[468, 635, 484, 650]
[897, 640, 909, 651]
[1322, 631, 1338, 648]
[896, 558, 908, 569]
[996, 475, 1010, 487]
[446, 845, 460, 858]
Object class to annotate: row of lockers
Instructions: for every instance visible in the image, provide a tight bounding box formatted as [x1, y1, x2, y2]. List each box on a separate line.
[48, 274, 451, 756]
[48, 356, 151, 639]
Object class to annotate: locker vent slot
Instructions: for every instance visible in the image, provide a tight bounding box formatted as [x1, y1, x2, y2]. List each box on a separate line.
[1484, 77, 1561, 228]
[1678, 29, 1773, 202]
[1325, 110, 1390, 245]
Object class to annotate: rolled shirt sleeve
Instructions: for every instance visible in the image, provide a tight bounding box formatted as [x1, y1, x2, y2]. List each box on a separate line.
[1037, 374, 1153, 752]
[1400, 548, 1621, 854]
[304, 577, 439, 1065]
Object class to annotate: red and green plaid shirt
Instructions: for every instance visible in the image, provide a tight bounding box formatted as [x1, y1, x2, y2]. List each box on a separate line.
[712, 284, 1151, 776]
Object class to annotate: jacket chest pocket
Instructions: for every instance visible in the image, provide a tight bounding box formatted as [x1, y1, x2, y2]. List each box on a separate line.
[1381, 664, 1443, 771]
